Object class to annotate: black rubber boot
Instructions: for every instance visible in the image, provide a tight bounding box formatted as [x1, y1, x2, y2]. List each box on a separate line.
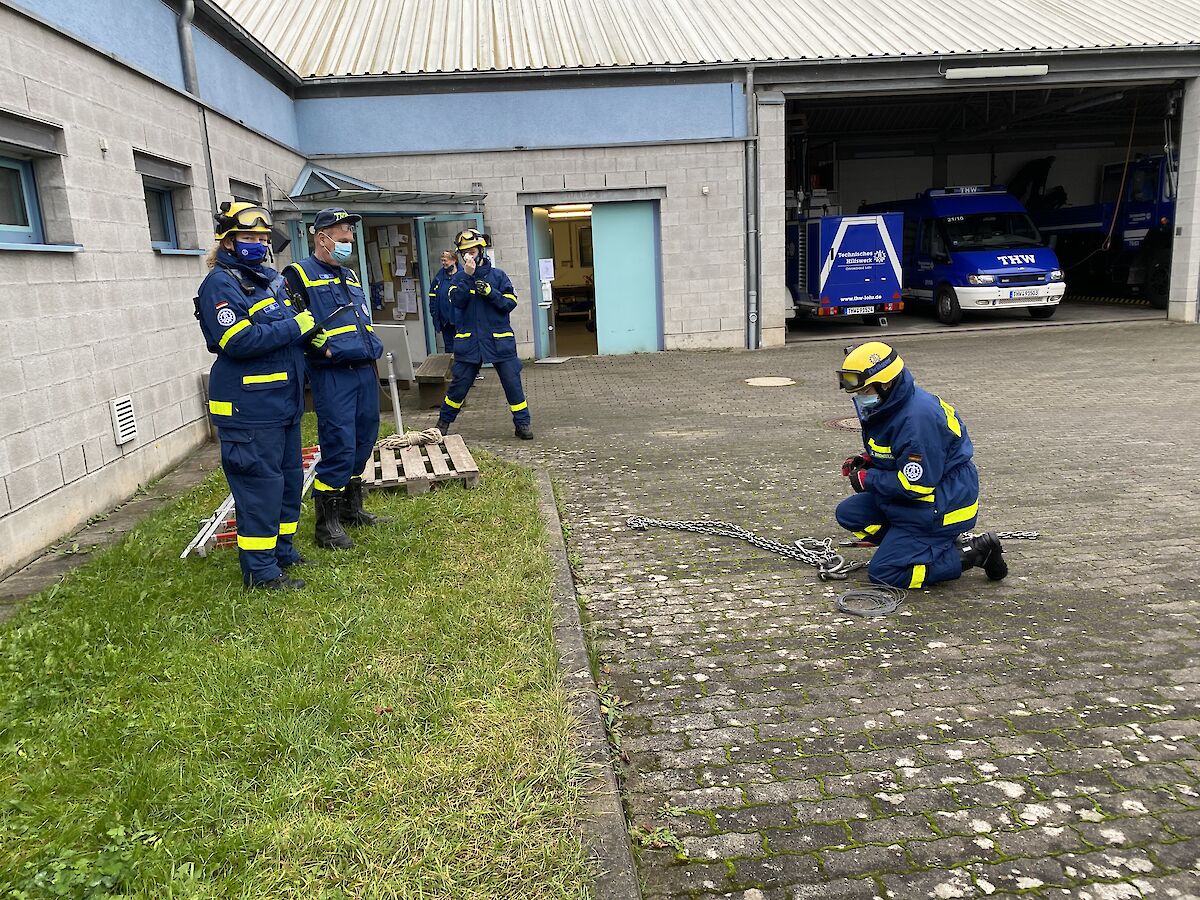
[249, 574, 305, 591]
[437, 418, 451, 436]
[961, 532, 1007, 580]
[341, 477, 391, 527]
[314, 492, 354, 550]
[515, 423, 534, 441]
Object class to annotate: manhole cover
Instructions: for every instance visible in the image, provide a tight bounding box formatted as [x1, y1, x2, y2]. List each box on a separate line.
[745, 376, 796, 387]
[825, 416, 861, 432]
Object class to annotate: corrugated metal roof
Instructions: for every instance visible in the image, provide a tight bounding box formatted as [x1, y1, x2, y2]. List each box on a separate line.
[213, 0, 1200, 79]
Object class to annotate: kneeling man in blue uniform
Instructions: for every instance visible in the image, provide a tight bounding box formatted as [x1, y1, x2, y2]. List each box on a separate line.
[437, 229, 533, 440]
[834, 341, 1007, 589]
[282, 207, 389, 551]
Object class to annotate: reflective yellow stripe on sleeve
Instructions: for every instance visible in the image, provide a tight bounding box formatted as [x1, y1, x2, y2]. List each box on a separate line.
[909, 564, 927, 588]
[209, 400, 233, 416]
[279, 521, 298, 535]
[237, 534, 277, 550]
[867, 438, 891, 454]
[325, 325, 357, 338]
[218, 318, 251, 348]
[503, 293, 517, 301]
[248, 297, 276, 316]
[454, 332, 471, 338]
[942, 501, 979, 526]
[897, 470, 935, 495]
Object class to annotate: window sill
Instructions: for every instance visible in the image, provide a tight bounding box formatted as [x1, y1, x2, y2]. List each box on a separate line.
[154, 247, 207, 256]
[0, 242, 83, 253]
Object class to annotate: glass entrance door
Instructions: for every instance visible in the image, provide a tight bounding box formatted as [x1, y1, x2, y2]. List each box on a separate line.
[415, 214, 485, 354]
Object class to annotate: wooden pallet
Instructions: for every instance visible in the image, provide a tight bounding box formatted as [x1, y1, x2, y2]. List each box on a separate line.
[359, 434, 480, 495]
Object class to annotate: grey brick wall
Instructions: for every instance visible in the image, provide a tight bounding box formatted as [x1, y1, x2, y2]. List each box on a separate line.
[1169, 76, 1200, 324]
[0, 7, 305, 577]
[757, 96, 788, 348]
[323, 137, 754, 353]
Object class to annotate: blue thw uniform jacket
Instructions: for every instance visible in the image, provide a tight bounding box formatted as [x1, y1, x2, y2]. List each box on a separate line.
[195, 249, 307, 428]
[283, 257, 384, 367]
[429, 266, 457, 333]
[449, 258, 519, 363]
[859, 368, 979, 535]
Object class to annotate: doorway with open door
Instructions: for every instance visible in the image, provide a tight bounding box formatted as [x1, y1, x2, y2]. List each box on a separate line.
[527, 200, 662, 358]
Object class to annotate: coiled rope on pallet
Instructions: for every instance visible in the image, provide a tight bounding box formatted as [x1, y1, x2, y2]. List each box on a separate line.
[376, 429, 444, 450]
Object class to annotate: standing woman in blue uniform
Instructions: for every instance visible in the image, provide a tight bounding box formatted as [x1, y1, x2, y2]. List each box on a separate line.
[834, 341, 1007, 589]
[429, 248, 459, 353]
[436, 229, 534, 440]
[195, 201, 317, 590]
[281, 207, 388, 551]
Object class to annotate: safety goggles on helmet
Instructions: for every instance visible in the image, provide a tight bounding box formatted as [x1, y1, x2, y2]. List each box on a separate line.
[455, 228, 490, 252]
[214, 201, 273, 239]
[836, 346, 901, 392]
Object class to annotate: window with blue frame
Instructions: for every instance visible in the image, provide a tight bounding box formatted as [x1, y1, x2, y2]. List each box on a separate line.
[0, 155, 44, 245]
[143, 184, 177, 249]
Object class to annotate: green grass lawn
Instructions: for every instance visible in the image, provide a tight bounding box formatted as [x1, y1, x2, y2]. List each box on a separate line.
[0, 431, 589, 899]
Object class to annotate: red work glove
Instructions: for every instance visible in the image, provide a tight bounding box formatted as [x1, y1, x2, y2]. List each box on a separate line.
[841, 452, 871, 478]
[850, 468, 869, 493]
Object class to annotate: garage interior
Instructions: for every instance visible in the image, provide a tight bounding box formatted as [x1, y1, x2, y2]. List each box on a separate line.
[784, 81, 1182, 334]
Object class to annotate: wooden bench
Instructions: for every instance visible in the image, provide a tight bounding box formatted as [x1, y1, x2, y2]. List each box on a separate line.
[414, 353, 454, 409]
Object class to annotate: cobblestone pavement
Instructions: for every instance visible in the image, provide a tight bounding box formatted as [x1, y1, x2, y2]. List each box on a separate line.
[420, 320, 1200, 900]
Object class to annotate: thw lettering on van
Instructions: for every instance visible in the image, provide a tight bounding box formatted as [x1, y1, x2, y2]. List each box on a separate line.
[997, 254, 1037, 265]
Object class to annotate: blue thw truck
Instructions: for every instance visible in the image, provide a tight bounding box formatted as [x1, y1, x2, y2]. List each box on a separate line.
[786, 213, 905, 323]
[861, 187, 1065, 325]
[1032, 154, 1177, 309]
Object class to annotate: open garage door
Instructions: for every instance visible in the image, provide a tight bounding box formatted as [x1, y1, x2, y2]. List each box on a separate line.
[782, 83, 1184, 336]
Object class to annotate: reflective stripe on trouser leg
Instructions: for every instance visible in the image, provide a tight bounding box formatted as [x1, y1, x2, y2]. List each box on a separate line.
[835, 492, 890, 545]
[276, 420, 303, 566]
[310, 365, 361, 492]
[494, 357, 530, 426]
[865, 527, 964, 589]
[219, 425, 286, 585]
[440, 359, 482, 423]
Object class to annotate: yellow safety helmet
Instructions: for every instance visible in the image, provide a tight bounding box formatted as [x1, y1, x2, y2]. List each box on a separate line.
[837, 341, 904, 392]
[214, 200, 273, 240]
[454, 228, 490, 252]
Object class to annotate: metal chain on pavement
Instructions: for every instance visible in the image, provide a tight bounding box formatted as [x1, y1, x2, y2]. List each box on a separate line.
[626, 516, 866, 581]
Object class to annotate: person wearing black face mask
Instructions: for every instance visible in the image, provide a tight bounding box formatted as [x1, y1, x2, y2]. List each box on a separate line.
[195, 201, 317, 590]
[281, 207, 387, 551]
[834, 341, 1007, 590]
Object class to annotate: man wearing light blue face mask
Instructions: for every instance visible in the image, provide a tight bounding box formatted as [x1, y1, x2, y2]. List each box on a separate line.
[282, 207, 387, 551]
[834, 341, 1007, 590]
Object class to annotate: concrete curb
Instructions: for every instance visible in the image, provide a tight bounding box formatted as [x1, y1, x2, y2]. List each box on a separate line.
[534, 470, 642, 900]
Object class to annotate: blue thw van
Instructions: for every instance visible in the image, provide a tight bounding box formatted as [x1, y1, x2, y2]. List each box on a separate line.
[860, 187, 1065, 324]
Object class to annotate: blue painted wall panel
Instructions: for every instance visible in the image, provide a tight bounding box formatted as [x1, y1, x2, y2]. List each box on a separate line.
[297, 83, 746, 155]
[12, 0, 185, 88]
[191, 28, 299, 147]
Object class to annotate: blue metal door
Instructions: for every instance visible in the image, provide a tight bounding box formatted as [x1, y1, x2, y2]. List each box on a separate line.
[591, 201, 662, 354]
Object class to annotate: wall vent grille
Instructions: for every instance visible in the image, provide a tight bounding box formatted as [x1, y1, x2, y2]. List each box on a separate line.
[109, 396, 138, 446]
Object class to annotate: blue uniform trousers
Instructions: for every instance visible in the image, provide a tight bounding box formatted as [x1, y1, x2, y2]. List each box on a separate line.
[440, 358, 530, 426]
[440, 325, 457, 354]
[309, 363, 380, 492]
[836, 492, 963, 589]
[219, 421, 302, 585]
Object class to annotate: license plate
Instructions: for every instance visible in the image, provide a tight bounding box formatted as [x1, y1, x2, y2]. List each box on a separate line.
[843, 305, 877, 315]
[1009, 288, 1042, 299]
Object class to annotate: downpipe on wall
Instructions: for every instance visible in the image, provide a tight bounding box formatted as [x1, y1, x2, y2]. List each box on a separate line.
[745, 66, 761, 349]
